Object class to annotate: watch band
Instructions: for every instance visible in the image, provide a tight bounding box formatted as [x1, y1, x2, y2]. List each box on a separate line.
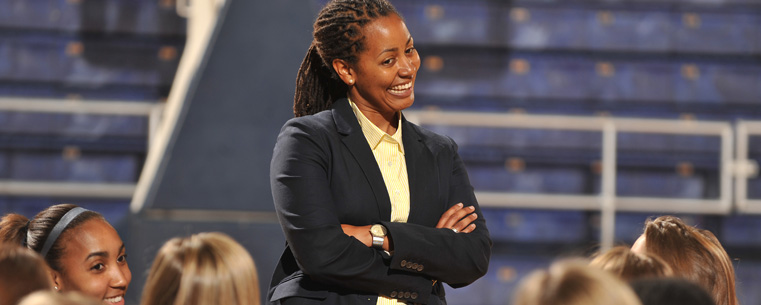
[372, 235, 384, 249]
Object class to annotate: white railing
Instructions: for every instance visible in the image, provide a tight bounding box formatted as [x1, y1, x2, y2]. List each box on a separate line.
[406, 110, 734, 250]
[734, 120, 761, 213]
[0, 97, 164, 199]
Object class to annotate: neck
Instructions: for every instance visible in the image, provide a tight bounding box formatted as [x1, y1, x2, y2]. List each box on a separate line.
[348, 96, 399, 135]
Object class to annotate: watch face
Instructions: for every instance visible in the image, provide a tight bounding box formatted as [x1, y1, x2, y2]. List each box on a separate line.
[371, 224, 386, 236]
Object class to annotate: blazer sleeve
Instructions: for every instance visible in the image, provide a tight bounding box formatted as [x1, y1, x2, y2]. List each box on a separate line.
[270, 118, 435, 302]
[383, 136, 492, 287]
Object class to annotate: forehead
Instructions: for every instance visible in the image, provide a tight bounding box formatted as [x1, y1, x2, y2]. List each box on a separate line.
[61, 219, 122, 257]
[360, 15, 411, 53]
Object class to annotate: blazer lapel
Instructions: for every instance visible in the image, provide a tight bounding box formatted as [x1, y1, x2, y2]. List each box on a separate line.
[402, 116, 439, 225]
[332, 99, 392, 221]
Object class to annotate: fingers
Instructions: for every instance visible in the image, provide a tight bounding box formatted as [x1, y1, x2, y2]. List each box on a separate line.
[436, 203, 464, 228]
[444, 205, 475, 229]
[454, 215, 477, 234]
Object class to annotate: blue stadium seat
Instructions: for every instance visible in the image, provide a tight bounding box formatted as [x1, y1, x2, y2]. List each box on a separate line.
[10, 152, 138, 182]
[397, 1, 500, 46]
[588, 9, 671, 52]
[593, 170, 705, 198]
[59, 114, 147, 137]
[721, 215, 761, 246]
[12, 34, 62, 82]
[506, 7, 589, 50]
[446, 255, 551, 305]
[468, 165, 587, 194]
[58, 0, 185, 35]
[673, 11, 758, 54]
[0, 36, 11, 79]
[1, 197, 130, 228]
[0, 151, 7, 179]
[482, 208, 588, 243]
[628, 60, 676, 102]
[0, 112, 66, 134]
[0, 0, 58, 29]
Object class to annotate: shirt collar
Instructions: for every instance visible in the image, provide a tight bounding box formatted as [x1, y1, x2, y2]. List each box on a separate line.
[349, 98, 405, 154]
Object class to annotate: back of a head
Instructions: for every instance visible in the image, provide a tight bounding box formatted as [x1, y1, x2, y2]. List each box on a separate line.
[18, 291, 102, 305]
[631, 277, 716, 305]
[141, 232, 260, 305]
[641, 216, 737, 305]
[513, 260, 642, 305]
[0, 244, 52, 305]
[589, 246, 673, 281]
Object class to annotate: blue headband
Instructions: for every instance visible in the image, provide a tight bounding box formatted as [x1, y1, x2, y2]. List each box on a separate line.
[39, 207, 89, 258]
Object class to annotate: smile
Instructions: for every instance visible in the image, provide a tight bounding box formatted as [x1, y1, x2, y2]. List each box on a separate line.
[104, 296, 123, 304]
[388, 82, 412, 95]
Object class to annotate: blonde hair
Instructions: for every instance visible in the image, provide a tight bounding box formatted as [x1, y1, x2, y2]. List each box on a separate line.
[0, 244, 52, 305]
[140, 232, 260, 305]
[18, 291, 102, 305]
[514, 260, 642, 305]
[640, 216, 738, 305]
[590, 246, 673, 281]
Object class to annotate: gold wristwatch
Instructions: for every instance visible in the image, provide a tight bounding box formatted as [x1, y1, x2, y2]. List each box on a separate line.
[370, 224, 387, 249]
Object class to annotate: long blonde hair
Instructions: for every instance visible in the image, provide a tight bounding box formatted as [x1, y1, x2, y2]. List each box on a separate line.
[514, 260, 642, 305]
[140, 232, 260, 305]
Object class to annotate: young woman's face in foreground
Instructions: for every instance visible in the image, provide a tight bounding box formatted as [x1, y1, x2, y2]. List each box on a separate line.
[55, 219, 131, 305]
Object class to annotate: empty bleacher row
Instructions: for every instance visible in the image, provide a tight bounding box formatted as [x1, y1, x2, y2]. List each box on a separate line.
[0, 0, 185, 234]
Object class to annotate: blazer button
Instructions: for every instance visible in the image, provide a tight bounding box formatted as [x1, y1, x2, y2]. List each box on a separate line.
[390, 291, 397, 298]
[411, 263, 419, 269]
[411, 292, 418, 299]
[417, 265, 424, 272]
[404, 292, 411, 299]
[401, 260, 407, 267]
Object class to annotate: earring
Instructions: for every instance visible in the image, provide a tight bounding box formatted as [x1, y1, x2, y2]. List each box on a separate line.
[54, 286, 58, 290]
[348, 79, 354, 85]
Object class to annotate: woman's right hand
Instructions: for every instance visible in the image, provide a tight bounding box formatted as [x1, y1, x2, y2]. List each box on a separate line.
[435, 203, 477, 233]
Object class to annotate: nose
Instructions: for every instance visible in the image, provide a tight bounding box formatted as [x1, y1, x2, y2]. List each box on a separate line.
[110, 266, 130, 288]
[398, 56, 416, 77]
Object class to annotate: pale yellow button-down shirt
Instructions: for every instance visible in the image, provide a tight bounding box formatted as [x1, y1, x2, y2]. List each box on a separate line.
[349, 100, 410, 305]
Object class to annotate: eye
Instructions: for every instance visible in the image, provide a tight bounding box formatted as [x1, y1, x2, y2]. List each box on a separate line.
[117, 254, 128, 263]
[382, 58, 395, 65]
[405, 47, 416, 54]
[90, 263, 105, 271]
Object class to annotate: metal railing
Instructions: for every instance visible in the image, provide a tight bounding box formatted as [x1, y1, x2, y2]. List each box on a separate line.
[405, 110, 734, 250]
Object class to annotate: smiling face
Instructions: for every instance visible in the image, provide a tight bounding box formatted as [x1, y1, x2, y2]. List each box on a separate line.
[53, 219, 131, 305]
[338, 14, 420, 124]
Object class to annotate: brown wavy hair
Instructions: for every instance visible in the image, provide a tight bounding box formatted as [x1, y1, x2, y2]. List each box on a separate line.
[639, 216, 738, 305]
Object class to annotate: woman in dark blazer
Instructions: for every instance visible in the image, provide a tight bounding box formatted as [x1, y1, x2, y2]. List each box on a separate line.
[269, 1, 492, 304]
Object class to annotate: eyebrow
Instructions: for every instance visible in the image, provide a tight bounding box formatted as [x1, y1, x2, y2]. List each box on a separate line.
[84, 244, 125, 261]
[378, 36, 413, 57]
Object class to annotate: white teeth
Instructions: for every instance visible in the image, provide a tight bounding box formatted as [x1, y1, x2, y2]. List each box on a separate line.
[104, 296, 122, 303]
[389, 83, 412, 92]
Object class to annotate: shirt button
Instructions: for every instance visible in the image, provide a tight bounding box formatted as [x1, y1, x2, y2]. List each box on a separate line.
[387, 161, 393, 166]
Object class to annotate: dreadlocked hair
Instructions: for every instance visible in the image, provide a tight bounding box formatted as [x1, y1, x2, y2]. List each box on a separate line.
[293, 0, 399, 117]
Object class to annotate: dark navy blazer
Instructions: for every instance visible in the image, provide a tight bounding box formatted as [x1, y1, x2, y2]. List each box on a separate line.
[269, 99, 492, 305]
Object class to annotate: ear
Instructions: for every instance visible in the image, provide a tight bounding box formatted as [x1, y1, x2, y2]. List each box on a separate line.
[50, 269, 63, 291]
[332, 58, 355, 86]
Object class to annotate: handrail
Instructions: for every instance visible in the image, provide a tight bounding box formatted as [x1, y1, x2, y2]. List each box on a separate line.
[405, 109, 734, 250]
[735, 120, 761, 213]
